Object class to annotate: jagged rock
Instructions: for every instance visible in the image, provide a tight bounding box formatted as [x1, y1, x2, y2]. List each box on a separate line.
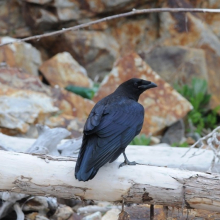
[161, 120, 185, 145]
[79, 0, 151, 14]
[93, 53, 192, 135]
[52, 205, 73, 220]
[0, 67, 50, 94]
[191, 0, 220, 39]
[0, 85, 58, 133]
[0, 0, 31, 37]
[0, 67, 54, 134]
[23, 0, 152, 28]
[51, 87, 94, 120]
[140, 46, 208, 85]
[0, 67, 93, 135]
[39, 52, 92, 88]
[24, 6, 59, 31]
[40, 31, 119, 80]
[0, 67, 94, 121]
[158, 0, 220, 110]
[0, 37, 42, 76]
[110, 15, 158, 53]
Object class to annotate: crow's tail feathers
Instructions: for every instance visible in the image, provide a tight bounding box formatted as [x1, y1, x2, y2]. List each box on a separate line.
[75, 136, 99, 181]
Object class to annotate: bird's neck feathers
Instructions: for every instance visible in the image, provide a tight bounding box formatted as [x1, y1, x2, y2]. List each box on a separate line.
[114, 87, 140, 102]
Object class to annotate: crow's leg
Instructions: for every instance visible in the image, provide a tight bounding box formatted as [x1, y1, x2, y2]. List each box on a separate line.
[119, 152, 137, 168]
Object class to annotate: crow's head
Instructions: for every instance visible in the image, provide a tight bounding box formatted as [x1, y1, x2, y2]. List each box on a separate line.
[116, 78, 157, 101]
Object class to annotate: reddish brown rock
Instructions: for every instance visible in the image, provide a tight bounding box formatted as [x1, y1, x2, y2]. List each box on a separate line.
[52, 87, 94, 119]
[93, 53, 192, 135]
[0, 37, 42, 76]
[110, 15, 158, 53]
[39, 52, 92, 88]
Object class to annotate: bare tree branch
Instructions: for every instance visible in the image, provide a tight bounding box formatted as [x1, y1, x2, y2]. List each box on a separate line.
[1, 7, 220, 47]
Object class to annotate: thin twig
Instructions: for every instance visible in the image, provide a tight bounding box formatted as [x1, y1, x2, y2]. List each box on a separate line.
[182, 126, 220, 157]
[1, 8, 220, 47]
[182, 126, 220, 172]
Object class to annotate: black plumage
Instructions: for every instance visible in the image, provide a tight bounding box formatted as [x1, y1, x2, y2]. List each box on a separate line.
[75, 78, 157, 181]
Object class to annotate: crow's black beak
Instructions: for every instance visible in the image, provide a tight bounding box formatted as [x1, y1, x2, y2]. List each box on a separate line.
[138, 82, 157, 90]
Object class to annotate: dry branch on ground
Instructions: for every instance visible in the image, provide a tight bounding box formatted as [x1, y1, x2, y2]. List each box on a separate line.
[0, 150, 220, 212]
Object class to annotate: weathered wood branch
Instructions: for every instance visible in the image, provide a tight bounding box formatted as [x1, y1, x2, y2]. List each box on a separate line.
[0, 132, 219, 172]
[1, 150, 220, 212]
[1, 8, 220, 47]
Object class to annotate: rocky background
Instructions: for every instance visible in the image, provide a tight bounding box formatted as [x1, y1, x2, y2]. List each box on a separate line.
[0, 0, 220, 219]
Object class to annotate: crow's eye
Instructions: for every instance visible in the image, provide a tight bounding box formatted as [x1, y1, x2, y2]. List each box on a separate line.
[134, 82, 138, 87]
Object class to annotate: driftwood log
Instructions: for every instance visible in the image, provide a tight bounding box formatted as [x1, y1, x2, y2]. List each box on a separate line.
[0, 132, 220, 172]
[0, 150, 220, 212]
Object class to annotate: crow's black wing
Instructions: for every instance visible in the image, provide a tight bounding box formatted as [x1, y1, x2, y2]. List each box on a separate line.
[75, 98, 144, 181]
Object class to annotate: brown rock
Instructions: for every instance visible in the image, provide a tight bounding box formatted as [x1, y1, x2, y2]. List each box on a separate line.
[110, 15, 158, 53]
[52, 87, 94, 119]
[0, 67, 93, 134]
[24, 0, 152, 27]
[40, 31, 119, 80]
[63, 31, 119, 80]
[52, 205, 73, 220]
[24, 5, 58, 31]
[84, 0, 151, 14]
[39, 52, 92, 88]
[0, 84, 58, 133]
[0, 67, 50, 94]
[52, 0, 88, 22]
[140, 46, 208, 85]
[0, 37, 42, 76]
[0, 0, 31, 37]
[159, 2, 220, 55]
[93, 53, 192, 135]
[191, 0, 220, 39]
[157, 0, 220, 110]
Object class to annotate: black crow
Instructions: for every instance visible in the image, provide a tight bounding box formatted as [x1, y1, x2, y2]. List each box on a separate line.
[75, 78, 157, 181]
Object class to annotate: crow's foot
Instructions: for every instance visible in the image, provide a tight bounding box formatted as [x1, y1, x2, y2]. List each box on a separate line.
[119, 160, 137, 168]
